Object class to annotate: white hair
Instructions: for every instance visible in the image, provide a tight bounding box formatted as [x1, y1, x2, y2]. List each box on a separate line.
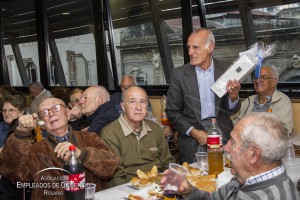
[240, 112, 288, 163]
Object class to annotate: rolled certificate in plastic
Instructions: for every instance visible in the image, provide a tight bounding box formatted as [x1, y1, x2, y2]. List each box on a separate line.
[211, 41, 280, 98]
[211, 54, 258, 98]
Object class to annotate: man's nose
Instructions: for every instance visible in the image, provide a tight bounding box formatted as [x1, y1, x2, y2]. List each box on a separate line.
[48, 109, 55, 116]
[135, 102, 142, 110]
[78, 97, 84, 104]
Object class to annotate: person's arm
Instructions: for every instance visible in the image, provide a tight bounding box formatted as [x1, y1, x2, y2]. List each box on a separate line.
[74, 132, 120, 181]
[0, 114, 37, 182]
[273, 94, 294, 135]
[160, 169, 211, 200]
[88, 105, 119, 134]
[155, 125, 175, 170]
[69, 105, 82, 121]
[101, 130, 127, 186]
[166, 69, 204, 137]
[226, 79, 241, 114]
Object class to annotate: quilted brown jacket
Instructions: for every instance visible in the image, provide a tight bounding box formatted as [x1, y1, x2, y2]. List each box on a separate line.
[0, 127, 120, 200]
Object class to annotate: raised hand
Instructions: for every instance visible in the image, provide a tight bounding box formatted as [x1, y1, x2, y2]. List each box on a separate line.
[16, 113, 39, 132]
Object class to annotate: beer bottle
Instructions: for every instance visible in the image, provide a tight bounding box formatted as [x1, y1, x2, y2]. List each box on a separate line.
[160, 95, 171, 126]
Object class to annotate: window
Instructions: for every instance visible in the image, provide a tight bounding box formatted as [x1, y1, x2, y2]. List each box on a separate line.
[1, 0, 40, 86]
[0, 0, 299, 92]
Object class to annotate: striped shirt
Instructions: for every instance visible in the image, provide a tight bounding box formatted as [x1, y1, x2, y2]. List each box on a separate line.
[245, 165, 285, 185]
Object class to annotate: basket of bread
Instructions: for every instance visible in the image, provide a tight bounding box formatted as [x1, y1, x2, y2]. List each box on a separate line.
[182, 162, 217, 193]
[127, 163, 217, 200]
[129, 166, 162, 189]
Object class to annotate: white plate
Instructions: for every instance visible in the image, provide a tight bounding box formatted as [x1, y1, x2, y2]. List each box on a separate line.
[126, 182, 152, 190]
[127, 184, 163, 200]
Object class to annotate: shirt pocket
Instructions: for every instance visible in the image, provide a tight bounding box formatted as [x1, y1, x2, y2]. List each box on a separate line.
[149, 147, 159, 160]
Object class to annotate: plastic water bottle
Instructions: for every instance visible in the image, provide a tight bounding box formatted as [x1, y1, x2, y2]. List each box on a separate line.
[63, 145, 85, 200]
[207, 118, 224, 175]
[285, 140, 295, 161]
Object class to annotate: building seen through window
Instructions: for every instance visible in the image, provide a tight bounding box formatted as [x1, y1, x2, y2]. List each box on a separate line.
[0, 0, 299, 89]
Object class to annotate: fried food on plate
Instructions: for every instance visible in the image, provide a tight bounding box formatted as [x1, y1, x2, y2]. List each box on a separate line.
[149, 165, 158, 178]
[182, 162, 190, 170]
[128, 194, 144, 200]
[130, 177, 140, 186]
[129, 166, 162, 189]
[187, 174, 216, 192]
[188, 166, 201, 176]
[137, 169, 148, 179]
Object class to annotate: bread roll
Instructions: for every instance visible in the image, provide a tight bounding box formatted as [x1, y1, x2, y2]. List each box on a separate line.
[130, 177, 140, 186]
[149, 165, 158, 177]
[128, 194, 144, 200]
[189, 167, 201, 176]
[137, 169, 148, 179]
[182, 162, 190, 170]
[156, 192, 164, 199]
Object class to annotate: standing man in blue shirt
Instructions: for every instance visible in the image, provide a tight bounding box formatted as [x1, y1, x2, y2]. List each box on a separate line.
[166, 28, 241, 163]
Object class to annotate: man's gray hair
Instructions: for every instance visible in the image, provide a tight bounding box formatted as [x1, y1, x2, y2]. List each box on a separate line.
[194, 28, 215, 49]
[121, 86, 148, 103]
[240, 112, 288, 163]
[264, 65, 279, 80]
[121, 74, 136, 85]
[29, 82, 44, 90]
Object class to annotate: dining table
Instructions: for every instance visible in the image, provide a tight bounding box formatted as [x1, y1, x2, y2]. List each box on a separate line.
[95, 182, 137, 200]
[95, 134, 300, 199]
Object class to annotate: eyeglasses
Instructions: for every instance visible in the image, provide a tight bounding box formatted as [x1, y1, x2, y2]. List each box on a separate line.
[38, 104, 67, 118]
[1, 109, 18, 114]
[252, 75, 276, 82]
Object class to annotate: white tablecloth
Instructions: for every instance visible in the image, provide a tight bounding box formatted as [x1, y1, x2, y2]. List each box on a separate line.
[95, 140, 300, 199]
[95, 183, 137, 200]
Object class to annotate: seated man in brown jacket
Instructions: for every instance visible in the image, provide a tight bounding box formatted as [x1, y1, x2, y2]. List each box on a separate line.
[0, 97, 120, 200]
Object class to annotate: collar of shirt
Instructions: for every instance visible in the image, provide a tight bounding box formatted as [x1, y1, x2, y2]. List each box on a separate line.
[245, 165, 285, 185]
[118, 114, 152, 138]
[34, 89, 47, 100]
[195, 59, 215, 120]
[48, 130, 70, 143]
[252, 94, 272, 112]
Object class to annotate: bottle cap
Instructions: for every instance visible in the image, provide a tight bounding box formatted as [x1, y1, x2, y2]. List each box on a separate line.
[69, 145, 76, 151]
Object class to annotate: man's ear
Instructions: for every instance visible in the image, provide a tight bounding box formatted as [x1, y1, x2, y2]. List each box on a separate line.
[249, 146, 261, 164]
[207, 43, 214, 54]
[271, 79, 278, 88]
[96, 96, 103, 107]
[120, 102, 125, 112]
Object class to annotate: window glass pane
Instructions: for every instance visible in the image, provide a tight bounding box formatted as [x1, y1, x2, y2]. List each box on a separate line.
[110, 0, 182, 86]
[201, 2, 248, 80]
[53, 35, 97, 86]
[253, 3, 300, 83]
[46, 0, 97, 86]
[1, 0, 40, 86]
